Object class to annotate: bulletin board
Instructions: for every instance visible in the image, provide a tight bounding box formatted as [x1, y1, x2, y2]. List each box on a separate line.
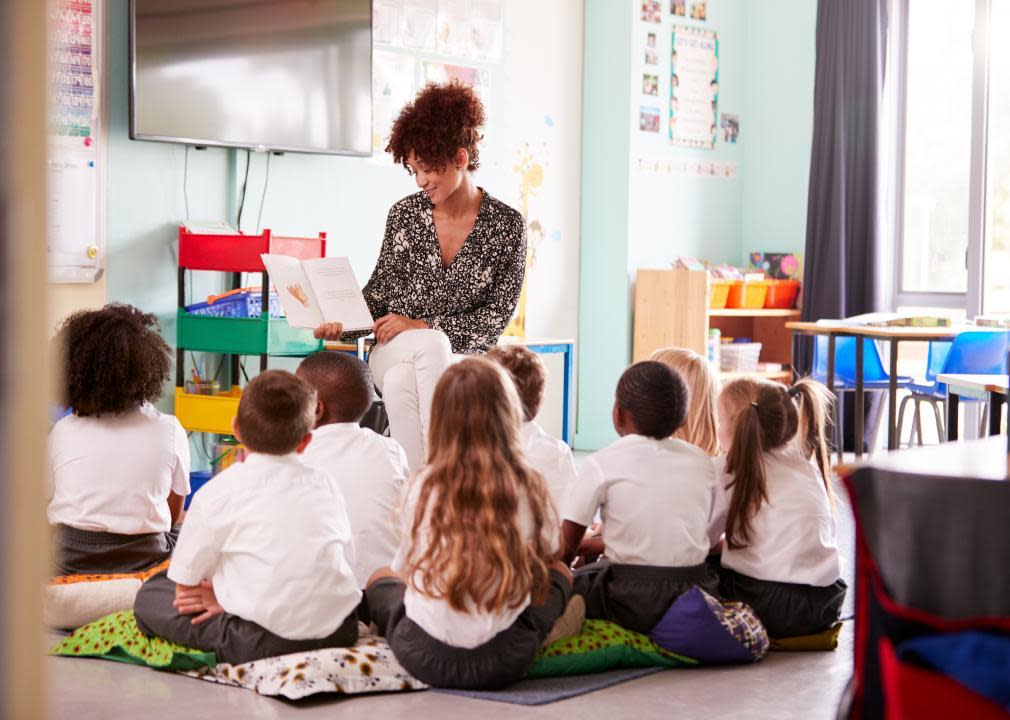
[669, 25, 719, 149]
[48, 0, 105, 283]
[370, 0, 503, 157]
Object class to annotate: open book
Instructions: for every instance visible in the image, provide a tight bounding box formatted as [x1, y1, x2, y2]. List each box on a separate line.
[260, 254, 374, 331]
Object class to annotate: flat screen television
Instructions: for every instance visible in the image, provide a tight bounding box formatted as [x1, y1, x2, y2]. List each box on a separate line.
[130, 0, 372, 156]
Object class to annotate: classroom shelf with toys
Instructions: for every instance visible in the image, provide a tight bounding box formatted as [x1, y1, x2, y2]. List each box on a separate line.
[632, 266, 801, 384]
[175, 225, 326, 435]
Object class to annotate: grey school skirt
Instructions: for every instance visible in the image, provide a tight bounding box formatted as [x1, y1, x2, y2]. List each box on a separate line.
[54, 524, 180, 576]
[717, 566, 848, 638]
[365, 569, 572, 690]
[573, 559, 721, 635]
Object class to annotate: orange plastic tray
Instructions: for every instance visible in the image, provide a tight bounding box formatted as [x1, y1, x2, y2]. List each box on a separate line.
[764, 280, 800, 309]
[726, 281, 769, 309]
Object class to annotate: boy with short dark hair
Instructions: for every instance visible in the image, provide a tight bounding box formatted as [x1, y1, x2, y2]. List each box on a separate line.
[486, 344, 576, 510]
[297, 352, 409, 589]
[134, 370, 361, 665]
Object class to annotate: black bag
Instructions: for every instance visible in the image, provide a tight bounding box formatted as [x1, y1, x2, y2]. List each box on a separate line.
[359, 399, 390, 436]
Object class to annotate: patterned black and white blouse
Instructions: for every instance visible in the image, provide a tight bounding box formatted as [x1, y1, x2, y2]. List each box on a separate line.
[346, 190, 527, 355]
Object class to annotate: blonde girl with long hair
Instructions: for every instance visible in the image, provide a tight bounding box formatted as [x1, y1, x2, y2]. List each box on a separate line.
[650, 347, 721, 455]
[708, 377, 847, 638]
[364, 358, 573, 689]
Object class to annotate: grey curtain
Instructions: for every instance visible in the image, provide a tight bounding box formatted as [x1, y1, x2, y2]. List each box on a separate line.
[799, 0, 890, 450]
[800, 0, 889, 343]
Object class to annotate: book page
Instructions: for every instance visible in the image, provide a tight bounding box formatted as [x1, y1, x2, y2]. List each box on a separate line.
[261, 254, 324, 328]
[303, 257, 374, 332]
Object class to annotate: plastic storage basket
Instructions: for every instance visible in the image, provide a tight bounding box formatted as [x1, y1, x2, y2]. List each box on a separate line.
[185, 289, 282, 319]
[720, 342, 762, 373]
[709, 280, 732, 309]
[726, 281, 770, 309]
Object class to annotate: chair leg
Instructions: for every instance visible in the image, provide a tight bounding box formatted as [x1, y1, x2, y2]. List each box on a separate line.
[928, 399, 945, 443]
[868, 392, 886, 455]
[913, 398, 924, 447]
[979, 404, 989, 438]
[896, 394, 913, 448]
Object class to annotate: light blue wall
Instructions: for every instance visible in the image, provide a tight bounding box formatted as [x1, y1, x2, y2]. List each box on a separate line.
[575, 0, 816, 449]
[626, 0, 746, 271]
[741, 0, 817, 258]
[575, 0, 633, 450]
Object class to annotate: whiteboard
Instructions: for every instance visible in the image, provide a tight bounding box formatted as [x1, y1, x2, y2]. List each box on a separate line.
[48, 0, 104, 283]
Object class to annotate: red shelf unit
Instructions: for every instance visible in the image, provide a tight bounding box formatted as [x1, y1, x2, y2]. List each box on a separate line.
[178, 227, 327, 272]
[176, 226, 327, 434]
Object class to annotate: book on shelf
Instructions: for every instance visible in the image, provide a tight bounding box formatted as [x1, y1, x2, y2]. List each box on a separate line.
[260, 254, 373, 331]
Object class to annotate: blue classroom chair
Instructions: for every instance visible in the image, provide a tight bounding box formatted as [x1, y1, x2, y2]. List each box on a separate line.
[811, 335, 912, 454]
[897, 331, 1010, 445]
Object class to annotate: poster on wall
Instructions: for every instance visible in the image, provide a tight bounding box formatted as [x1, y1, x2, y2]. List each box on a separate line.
[402, 0, 437, 50]
[49, 0, 102, 283]
[669, 24, 718, 149]
[641, 0, 661, 23]
[671, 0, 686, 16]
[423, 62, 491, 114]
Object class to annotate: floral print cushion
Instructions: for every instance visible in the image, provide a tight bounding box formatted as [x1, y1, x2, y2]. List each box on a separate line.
[50, 609, 215, 670]
[527, 619, 697, 678]
[179, 634, 429, 699]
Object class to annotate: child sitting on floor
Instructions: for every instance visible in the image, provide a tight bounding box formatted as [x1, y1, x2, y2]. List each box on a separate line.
[133, 370, 361, 665]
[296, 351, 409, 589]
[487, 344, 577, 509]
[708, 377, 846, 638]
[365, 358, 573, 690]
[48, 304, 190, 575]
[650, 347, 721, 456]
[561, 361, 719, 634]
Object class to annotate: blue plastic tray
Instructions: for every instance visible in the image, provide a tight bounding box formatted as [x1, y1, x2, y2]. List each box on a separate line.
[185, 290, 282, 319]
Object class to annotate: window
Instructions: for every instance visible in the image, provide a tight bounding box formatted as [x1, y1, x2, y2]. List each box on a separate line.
[984, 0, 1010, 313]
[900, 0, 974, 294]
[894, 0, 1007, 315]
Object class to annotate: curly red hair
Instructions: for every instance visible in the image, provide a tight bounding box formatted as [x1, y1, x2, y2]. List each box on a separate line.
[386, 81, 486, 173]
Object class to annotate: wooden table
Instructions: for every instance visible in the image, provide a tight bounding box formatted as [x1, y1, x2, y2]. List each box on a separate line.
[786, 322, 965, 457]
[938, 373, 1009, 440]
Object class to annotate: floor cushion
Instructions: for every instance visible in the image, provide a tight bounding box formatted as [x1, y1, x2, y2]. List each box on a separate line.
[527, 619, 696, 678]
[770, 622, 843, 651]
[44, 561, 170, 630]
[649, 587, 769, 664]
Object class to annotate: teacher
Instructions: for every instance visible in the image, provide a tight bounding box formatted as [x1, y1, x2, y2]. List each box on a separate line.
[315, 81, 527, 470]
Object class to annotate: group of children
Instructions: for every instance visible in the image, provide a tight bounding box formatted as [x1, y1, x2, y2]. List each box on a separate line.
[48, 303, 846, 689]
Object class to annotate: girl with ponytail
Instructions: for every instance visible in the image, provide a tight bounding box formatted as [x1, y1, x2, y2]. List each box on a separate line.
[708, 377, 846, 638]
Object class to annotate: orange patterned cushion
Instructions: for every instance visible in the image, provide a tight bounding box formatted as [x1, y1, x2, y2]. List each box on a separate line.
[48, 559, 170, 586]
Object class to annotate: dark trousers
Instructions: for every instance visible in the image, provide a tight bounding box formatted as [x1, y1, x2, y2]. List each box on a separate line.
[365, 569, 571, 690]
[718, 566, 848, 638]
[134, 571, 359, 665]
[573, 560, 720, 635]
[54, 524, 179, 576]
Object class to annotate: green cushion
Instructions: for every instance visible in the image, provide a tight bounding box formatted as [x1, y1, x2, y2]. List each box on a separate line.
[50, 610, 216, 671]
[527, 619, 696, 677]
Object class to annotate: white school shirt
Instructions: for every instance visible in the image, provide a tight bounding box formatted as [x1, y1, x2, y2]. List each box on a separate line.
[708, 448, 841, 587]
[563, 434, 715, 567]
[300, 422, 409, 588]
[47, 404, 191, 534]
[168, 452, 361, 640]
[392, 470, 560, 649]
[520, 421, 577, 512]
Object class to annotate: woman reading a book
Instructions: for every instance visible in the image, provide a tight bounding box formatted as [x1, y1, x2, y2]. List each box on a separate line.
[314, 81, 527, 470]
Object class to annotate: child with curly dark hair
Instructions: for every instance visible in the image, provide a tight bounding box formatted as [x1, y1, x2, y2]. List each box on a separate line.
[313, 80, 527, 470]
[47, 304, 190, 575]
[560, 361, 719, 634]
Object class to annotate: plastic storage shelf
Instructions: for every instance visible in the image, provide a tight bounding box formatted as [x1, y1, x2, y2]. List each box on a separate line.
[177, 310, 323, 356]
[175, 385, 242, 435]
[178, 227, 327, 272]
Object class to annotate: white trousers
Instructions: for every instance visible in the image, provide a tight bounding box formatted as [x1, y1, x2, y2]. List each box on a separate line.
[368, 329, 456, 471]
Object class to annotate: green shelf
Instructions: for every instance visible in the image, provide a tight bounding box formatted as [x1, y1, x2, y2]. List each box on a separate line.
[176, 310, 323, 356]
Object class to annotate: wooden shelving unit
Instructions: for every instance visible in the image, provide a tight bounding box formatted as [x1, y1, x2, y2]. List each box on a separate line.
[632, 268, 799, 384]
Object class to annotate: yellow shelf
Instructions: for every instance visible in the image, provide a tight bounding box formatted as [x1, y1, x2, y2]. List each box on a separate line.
[709, 308, 801, 318]
[719, 369, 793, 383]
[175, 386, 242, 435]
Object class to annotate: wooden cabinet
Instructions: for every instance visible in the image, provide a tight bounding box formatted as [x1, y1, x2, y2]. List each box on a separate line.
[632, 268, 798, 383]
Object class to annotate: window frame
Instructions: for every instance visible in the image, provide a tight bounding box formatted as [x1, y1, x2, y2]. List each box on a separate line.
[890, 0, 991, 315]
